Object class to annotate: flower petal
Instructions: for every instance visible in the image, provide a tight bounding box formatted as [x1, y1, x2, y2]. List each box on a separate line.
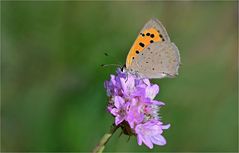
[132, 87, 145, 97]
[145, 84, 159, 99]
[115, 116, 124, 125]
[135, 124, 153, 149]
[162, 124, 171, 129]
[151, 100, 165, 106]
[151, 134, 166, 146]
[120, 76, 135, 95]
[137, 134, 143, 145]
[110, 75, 116, 85]
[143, 135, 154, 149]
[114, 96, 124, 108]
[110, 108, 118, 116]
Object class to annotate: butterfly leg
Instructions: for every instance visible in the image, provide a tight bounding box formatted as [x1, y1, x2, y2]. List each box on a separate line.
[125, 72, 129, 83]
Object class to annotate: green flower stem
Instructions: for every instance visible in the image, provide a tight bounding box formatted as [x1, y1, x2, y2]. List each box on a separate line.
[92, 124, 119, 153]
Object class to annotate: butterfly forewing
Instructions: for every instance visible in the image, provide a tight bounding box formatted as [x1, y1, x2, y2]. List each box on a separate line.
[140, 18, 170, 42]
[126, 18, 170, 67]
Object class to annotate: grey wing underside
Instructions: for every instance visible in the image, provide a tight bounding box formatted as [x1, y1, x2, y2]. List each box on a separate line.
[129, 42, 180, 79]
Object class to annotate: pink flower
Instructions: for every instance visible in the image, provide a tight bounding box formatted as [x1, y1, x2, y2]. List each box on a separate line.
[110, 96, 129, 125]
[135, 120, 170, 149]
[105, 69, 170, 149]
[145, 84, 159, 100]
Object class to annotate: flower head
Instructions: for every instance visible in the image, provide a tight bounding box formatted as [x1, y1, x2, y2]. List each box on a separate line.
[135, 120, 170, 149]
[104, 69, 170, 149]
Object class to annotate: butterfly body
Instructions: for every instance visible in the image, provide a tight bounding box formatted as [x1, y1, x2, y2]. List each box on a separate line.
[125, 18, 180, 79]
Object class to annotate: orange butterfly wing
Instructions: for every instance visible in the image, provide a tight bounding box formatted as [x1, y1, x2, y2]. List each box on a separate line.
[126, 18, 171, 68]
[126, 28, 165, 67]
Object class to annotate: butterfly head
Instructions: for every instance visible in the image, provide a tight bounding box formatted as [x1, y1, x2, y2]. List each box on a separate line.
[120, 64, 126, 72]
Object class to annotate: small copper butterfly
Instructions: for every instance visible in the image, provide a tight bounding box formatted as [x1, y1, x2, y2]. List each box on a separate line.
[125, 18, 180, 79]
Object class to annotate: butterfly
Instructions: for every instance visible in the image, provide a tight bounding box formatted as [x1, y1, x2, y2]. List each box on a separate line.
[125, 18, 180, 79]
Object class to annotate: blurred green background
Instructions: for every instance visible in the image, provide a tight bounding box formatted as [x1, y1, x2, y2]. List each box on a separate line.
[1, 1, 238, 152]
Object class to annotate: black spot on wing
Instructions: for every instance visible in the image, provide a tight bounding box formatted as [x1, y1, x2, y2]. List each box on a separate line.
[139, 42, 145, 47]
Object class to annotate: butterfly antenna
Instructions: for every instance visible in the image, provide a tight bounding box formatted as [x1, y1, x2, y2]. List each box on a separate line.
[101, 63, 122, 68]
[103, 52, 123, 67]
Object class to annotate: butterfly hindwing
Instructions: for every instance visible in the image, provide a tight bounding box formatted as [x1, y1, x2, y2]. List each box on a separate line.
[129, 42, 180, 79]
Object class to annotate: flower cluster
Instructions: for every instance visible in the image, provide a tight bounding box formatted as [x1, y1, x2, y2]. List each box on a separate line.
[104, 69, 170, 149]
